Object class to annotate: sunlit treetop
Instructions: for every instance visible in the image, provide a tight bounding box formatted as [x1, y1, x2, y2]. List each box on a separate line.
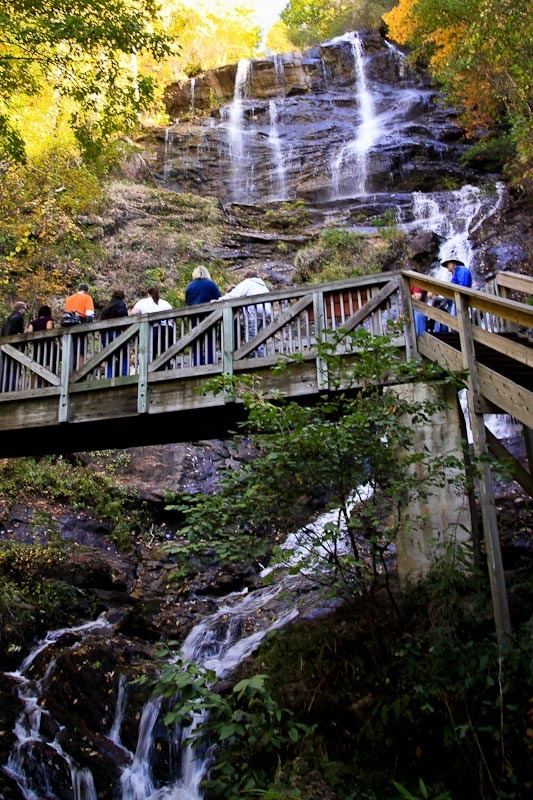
[0, 0, 171, 161]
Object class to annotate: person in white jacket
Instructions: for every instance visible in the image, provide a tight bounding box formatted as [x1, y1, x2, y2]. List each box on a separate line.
[130, 286, 174, 361]
[214, 271, 272, 355]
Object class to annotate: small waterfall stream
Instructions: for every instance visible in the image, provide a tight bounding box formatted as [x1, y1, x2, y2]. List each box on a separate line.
[3, 616, 112, 799]
[3, 503, 347, 800]
[330, 32, 379, 198]
[226, 58, 252, 201]
[189, 78, 196, 114]
[408, 183, 506, 279]
[268, 100, 288, 200]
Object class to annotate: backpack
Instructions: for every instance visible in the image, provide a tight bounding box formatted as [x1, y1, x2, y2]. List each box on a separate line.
[61, 311, 82, 327]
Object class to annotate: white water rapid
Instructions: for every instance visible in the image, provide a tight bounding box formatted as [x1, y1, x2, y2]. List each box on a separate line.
[330, 32, 379, 198]
[3, 615, 112, 799]
[408, 183, 506, 279]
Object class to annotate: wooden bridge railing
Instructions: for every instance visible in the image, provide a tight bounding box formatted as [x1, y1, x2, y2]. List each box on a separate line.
[0, 272, 404, 426]
[403, 269, 533, 425]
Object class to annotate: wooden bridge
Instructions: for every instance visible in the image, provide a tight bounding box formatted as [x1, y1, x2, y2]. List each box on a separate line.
[0, 270, 532, 466]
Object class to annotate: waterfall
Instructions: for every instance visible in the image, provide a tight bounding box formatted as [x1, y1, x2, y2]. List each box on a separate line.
[109, 674, 127, 746]
[72, 768, 98, 800]
[120, 696, 163, 800]
[330, 32, 379, 198]
[190, 78, 196, 113]
[268, 100, 288, 200]
[384, 40, 406, 78]
[273, 55, 285, 94]
[226, 58, 252, 202]
[163, 127, 174, 180]
[3, 616, 112, 799]
[409, 183, 506, 279]
[320, 56, 329, 90]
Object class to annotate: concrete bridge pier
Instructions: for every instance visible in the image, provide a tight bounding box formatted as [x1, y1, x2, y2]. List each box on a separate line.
[390, 381, 472, 583]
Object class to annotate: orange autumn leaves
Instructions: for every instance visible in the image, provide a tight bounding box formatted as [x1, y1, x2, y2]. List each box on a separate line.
[383, 0, 532, 183]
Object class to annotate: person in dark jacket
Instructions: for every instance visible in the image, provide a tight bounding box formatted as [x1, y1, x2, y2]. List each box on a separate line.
[100, 289, 129, 378]
[27, 305, 56, 383]
[2, 301, 27, 336]
[185, 266, 221, 306]
[1, 301, 27, 391]
[185, 267, 221, 366]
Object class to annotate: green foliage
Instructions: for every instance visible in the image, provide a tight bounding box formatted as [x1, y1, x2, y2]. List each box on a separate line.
[165, 329, 464, 593]
[149, 653, 313, 799]
[262, 200, 311, 231]
[0, 0, 171, 163]
[0, 456, 147, 548]
[0, 147, 106, 309]
[281, 0, 396, 46]
[294, 226, 403, 284]
[251, 562, 533, 799]
[0, 542, 78, 654]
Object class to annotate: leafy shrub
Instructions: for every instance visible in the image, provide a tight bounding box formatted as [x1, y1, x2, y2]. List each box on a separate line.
[0, 456, 147, 549]
[148, 654, 313, 800]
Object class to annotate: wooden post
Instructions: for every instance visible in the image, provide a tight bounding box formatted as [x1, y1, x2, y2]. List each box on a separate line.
[313, 290, 328, 391]
[222, 306, 234, 378]
[455, 291, 512, 647]
[58, 334, 72, 423]
[524, 426, 533, 476]
[400, 274, 418, 361]
[137, 320, 149, 415]
[456, 397, 483, 569]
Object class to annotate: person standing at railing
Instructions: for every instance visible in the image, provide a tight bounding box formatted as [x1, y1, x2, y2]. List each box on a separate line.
[213, 270, 272, 356]
[185, 267, 221, 366]
[64, 283, 95, 323]
[409, 285, 428, 335]
[130, 286, 174, 363]
[63, 283, 95, 368]
[444, 258, 472, 318]
[26, 305, 56, 386]
[1, 300, 28, 391]
[100, 289, 129, 378]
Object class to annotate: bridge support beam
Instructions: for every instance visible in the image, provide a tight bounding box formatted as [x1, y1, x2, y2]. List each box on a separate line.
[391, 382, 472, 585]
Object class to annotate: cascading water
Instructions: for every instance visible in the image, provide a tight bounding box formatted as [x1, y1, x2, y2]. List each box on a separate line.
[163, 127, 174, 181]
[120, 697, 163, 800]
[226, 58, 252, 202]
[268, 100, 288, 200]
[384, 39, 406, 78]
[408, 183, 506, 279]
[109, 674, 128, 746]
[273, 54, 285, 94]
[190, 77, 196, 114]
[330, 32, 379, 198]
[3, 616, 112, 799]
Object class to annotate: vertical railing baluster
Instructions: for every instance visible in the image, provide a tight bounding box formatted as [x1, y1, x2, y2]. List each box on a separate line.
[137, 320, 149, 414]
[313, 291, 327, 391]
[222, 306, 234, 379]
[58, 333, 72, 423]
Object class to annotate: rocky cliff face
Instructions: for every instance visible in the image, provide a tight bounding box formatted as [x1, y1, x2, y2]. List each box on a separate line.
[160, 30, 469, 203]
[134, 29, 531, 281]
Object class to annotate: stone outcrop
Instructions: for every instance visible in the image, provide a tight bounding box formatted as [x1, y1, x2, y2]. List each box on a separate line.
[158, 31, 472, 204]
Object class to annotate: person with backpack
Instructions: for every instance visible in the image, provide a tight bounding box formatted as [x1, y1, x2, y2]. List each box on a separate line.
[63, 283, 95, 367]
